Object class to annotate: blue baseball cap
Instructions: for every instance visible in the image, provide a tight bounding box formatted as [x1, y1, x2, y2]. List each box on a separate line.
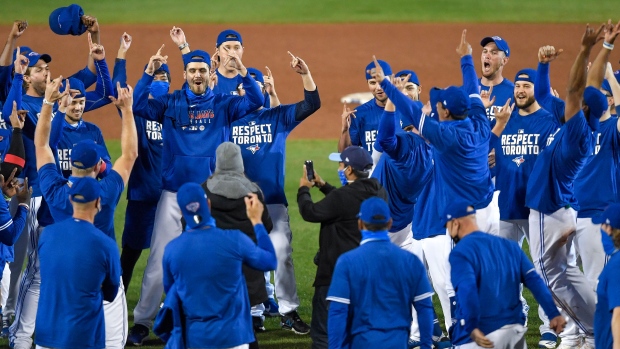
[24, 50, 52, 67]
[358, 197, 391, 225]
[177, 182, 213, 229]
[365, 59, 392, 80]
[216, 29, 243, 47]
[592, 203, 620, 229]
[12, 46, 33, 63]
[430, 86, 470, 117]
[49, 4, 88, 36]
[328, 146, 373, 172]
[247, 67, 264, 84]
[61, 77, 85, 99]
[400, 100, 424, 129]
[441, 201, 476, 226]
[69, 177, 101, 203]
[481, 36, 510, 57]
[182, 50, 211, 68]
[396, 69, 420, 86]
[583, 86, 608, 131]
[71, 140, 102, 169]
[514, 68, 537, 84]
[142, 63, 171, 81]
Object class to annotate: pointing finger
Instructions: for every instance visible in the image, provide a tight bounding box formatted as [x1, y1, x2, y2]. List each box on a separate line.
[88, 32, 93, 47]
[156, 44, 165, 55]
[461, 29, 467, 44]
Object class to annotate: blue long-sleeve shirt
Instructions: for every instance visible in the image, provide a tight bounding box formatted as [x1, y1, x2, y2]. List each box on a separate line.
[132, 72, 264, 192]
[535, 62, 565, 125]
[449, 232, 560, 345]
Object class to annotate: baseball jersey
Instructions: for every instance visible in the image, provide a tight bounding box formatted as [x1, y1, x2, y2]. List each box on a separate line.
[493, 108, 560, 220]
[575, 117, 620, 218]
[411, 169, 445, 240]
[327, 237, 434, 349]
[162, 223, 276, 348]
[212, 70, 242, 96]
[449, 232, 560, 345]
[232, 89, 319, 205]
[36, 218, 120, 349]
[372, 111, 433, 232]
[132, 72, 264, 192]
[381, 56, 494, 210]
[349, 99, 385, 153]
[55, 121, 112, 179]
[535, 62, 566, 124]
[526, 111, 595, 214]
[0, 198, 28, 266]
[479, 78, 514, 123]
[594, 250, 620, 349]
[37, 163, 124, 240]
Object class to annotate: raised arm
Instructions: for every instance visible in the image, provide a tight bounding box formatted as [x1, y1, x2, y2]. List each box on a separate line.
[457, 30, 479, 96]
[112, 33, 131, 99]
[338, 103, 355, 152]
[170, 26, 191, 55]
[565, 24, 605, 121]
[36, 75, 68, 170]
[225, 49, 264, 120]
[606, 63, 620, 110]
[587, 21, 620, 90]
[264, 67, 281, 108]
[132, 45, 168, 122]
[0, 21, 27, 67]
[288, 53, 320, 121]
[109, 83, 138, 185]
[82, 16, 100, 77]
[84, 34, 114, 112]
[2, 50, 28, 123]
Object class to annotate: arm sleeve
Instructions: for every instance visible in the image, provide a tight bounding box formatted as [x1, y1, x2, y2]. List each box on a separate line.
[461, 55, 480, 95]
[95, 129, 112, 178]
[521, 251, 561, 319]
[132, 72, 165, 122]
[450, 251, 480, 336]
[489, 133, 501, 149]
[293, 89, 321, 121]
[226, 74, 265, 122]
[327, 301, 349, 349]
[606, 267, 620, 312]
[377, 110, 398, 154]
[0, 203, 27, 246]
[69, 66, 97, 89]
[112, 58, 128, 91]
[319, 182, 337, 196]
[297, 186, 342, 223]
[349, 117, 361, 147]
[102, 242, 121, 302]
[535, 62, 552, 104]
[240, 223, 277, 271]
[48, 111, 66, 150]
[0, 65, 12, 103]
[2, 73, 23, 123]
[84, 58, 114, 112]
[380, 79, 422, 127]
[414, 297, 434, 349]
[162, 246, 174, 294]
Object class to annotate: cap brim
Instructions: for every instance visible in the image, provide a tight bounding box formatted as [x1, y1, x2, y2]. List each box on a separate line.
[40, 54, 52, 63]
[480, 37, 494, 47]
[591, 214, 605, 224]
[328, 153, 342, 162]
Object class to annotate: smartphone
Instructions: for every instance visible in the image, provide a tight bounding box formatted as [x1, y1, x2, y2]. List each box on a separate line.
[305, 160, 314, 181]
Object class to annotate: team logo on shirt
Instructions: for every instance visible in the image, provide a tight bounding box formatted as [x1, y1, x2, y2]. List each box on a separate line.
[512, 155, 525, 167]
[246, 144, 260, 154]
[500, 129, 542, 156]
[232, 121, 273, 145]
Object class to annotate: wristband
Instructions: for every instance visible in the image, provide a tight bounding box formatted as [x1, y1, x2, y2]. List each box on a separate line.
[603, 42, 614, 50]
[42, 99, 54, 106]
[178, 42, 189, 50]
[18, 203, 29, 210]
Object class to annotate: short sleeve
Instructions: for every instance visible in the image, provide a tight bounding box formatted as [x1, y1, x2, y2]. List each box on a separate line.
[326, 256, 351, 304]
[410, 255, 433, 302]
[38, 163, 71, 216]
[100, 170, 125, 206]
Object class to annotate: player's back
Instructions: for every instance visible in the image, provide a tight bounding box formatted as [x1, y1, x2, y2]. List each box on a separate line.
[450, 232, 526, 345]
[594, 250, 620, 349]
[37, 218, 119, 349]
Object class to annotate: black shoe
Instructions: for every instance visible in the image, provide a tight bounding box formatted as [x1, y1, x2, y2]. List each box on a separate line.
[253, 316, 266, 332]
[280, 310, 310, 335]
[127, 324, 149, 346]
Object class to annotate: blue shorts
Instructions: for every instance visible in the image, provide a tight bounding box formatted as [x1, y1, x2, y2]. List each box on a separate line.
[122, 199, 158, 250]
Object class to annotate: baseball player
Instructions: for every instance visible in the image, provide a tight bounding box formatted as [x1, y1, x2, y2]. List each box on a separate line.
[128, 45, 264, 344]
[231, 52, 320, 334]
[592, 203, 620, 349]
[479, 36, 514, 123]
[372, 30, 498, 235]
[341, 59, 392, 154]
[444, 201, 566, 348]
[535, 46, 567, 124]
[525, 23, 614, 348]
[34, 176, 121, 349]
[35, 78, 137, 349]
[327, 197, 434, 349]
[111, 33, 166, 293]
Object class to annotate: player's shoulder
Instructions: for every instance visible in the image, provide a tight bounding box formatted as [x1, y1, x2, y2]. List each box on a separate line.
[498, 78, 514, 88]
[81, 120, 103, 132]
[355, 100, 378, 113]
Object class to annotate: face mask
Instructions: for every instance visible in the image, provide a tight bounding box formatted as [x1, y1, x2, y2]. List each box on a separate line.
[601, 229, 617, 255]
[338, 169, 348, 186]
[150, 81, 170, 98]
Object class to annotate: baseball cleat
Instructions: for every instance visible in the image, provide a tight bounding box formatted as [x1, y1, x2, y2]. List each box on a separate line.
[408, 338, 422, 349]
[253, 316, 266, 332]
[126, 324, 149, 346]
[280, 310, 310, 334]
[433, 335, 452, 349]
[263, 298, 280, 317]
[539, 332, 558, 348]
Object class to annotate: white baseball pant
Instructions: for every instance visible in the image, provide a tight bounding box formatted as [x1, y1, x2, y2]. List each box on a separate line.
[104, 280, 128, 348]
[476, 191, 500, 236]
[574, 218, 607, 291]
[528, 208, 596, 343]
[266, 204, 300, 315]
[133, 190, 182, 328]
[1, 263, 9, 308]
[453, 324, 526, 349]
[4, 196, 32, 322]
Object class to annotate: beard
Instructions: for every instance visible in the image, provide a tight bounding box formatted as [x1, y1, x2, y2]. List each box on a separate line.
[32, 81, 46, 97]
[516, 95, 536, 110]
[189, 82, 207, 95]
[65, 112, 82, 123]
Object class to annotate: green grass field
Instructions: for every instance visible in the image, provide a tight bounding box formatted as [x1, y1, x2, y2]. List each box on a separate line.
[1, 0, 619, 24]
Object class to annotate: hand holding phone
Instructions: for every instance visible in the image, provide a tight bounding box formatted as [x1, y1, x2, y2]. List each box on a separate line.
[305, 160, 314, 181]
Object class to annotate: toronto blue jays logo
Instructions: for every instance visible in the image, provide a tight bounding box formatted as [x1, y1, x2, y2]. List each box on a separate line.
[512, 155, 525, 167]
[247, 144, 260, 154]
[186, 202, 200, 213]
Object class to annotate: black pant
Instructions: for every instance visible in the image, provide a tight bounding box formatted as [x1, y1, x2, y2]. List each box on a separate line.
[310, 285, 330, 349]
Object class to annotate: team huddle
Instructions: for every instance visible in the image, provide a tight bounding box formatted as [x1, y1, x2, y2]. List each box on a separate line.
[0, 3, 617, 349]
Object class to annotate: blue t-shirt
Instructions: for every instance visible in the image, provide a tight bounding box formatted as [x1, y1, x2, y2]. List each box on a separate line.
[595, 251, 620, 349]
[37, 163, 124, 240]
[479, 78, 514, 124]
[349, 99, 385, 153]
[36, 218, 120, 349]
[212, 70, 242, 96]
[450, 232, 560, 345]
[493, 108, 560, 220]
[231, 105, 299, 205]
[575, 117, 620, 218]
[55, 121, 112, 179]
[526, 111, 595, 214]
[327, 239, 433, 348]
[163, 224, 275, 348]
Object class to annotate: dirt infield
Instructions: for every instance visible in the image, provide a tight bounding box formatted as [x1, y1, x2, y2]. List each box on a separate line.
[4, 23, 619, 140]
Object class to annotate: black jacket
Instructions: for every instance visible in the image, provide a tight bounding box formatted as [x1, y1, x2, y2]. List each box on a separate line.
[203, 184, 273, 306]
[297, 178, 387, 287]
